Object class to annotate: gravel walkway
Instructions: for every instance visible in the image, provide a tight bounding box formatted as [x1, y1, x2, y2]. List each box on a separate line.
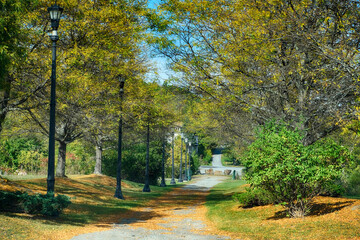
[71, 175, 230, 240]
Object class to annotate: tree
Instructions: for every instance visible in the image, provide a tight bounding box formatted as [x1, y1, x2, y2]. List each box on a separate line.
[26, 0, 148, 177]
[82, 108, 117, 175]
[152, 0, 360, 146]
[0, 0, 48, 134]
[243, 122, 352, 218]
[128, 81, 177, 192]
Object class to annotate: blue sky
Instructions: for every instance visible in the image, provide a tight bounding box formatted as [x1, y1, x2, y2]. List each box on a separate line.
[145, 0, 175, 84]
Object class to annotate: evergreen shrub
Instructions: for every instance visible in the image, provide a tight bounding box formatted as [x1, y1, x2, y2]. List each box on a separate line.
[0, 191, 71, 216]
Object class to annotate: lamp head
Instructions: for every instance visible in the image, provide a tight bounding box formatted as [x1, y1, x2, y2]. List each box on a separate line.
[119, 75, 125, 91]
[48, 3, 63, 30]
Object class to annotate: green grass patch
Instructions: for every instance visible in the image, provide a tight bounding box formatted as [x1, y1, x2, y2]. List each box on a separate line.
[206, 178, 360, 240]
[0, 174, 179, 240]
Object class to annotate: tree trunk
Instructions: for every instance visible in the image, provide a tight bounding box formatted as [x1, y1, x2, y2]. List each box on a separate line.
[0, 74, 11, 134]
[94, 145, 102, 174]
[56, 141, 67, 177]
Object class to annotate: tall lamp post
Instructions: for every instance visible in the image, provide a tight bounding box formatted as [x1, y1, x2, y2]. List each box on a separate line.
[47, 2, 63, 194]
[170, 131, 176, 185]
[184, 138, 188, 181]
[114, 76, 125, 199]
[194, 135, 199, 154]
[188, 141, 192, 181]
[160, 138, 167, 187]
[178, 133, 183, 182]
[143, 122, 151, 192]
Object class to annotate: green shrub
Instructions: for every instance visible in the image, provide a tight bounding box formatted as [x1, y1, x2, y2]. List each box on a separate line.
[0, 136, 46, 172]
[103, 142, 163, 185]
[243, 121, 353, 217]
[0, 191, 24, 212]
[344, 166, 360, 196]
[17, 150, 46, 173]
[0, 191, 71, 216]
[233, 187, 274, 208]
[321, 180, 345, 197]
[191, 152, 201, 174]
[22, 193, 71, 216]
[66, 140, 95, 175]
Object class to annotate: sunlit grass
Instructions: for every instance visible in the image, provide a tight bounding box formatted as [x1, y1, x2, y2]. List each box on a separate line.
[206, 178, 360, 240]
[0, 174, 179, 240]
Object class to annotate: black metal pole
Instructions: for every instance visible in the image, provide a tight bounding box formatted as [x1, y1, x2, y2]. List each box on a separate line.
[47, 38, 58, 194]
[184, 142, 188, 181]
[143, 123, 151, 192]
[170, 134, 176, 184]
[178, 138, 183, 182]
[114, 81, 124, 199]
[187, 144, 191, 181]
[160, 139, 166, 187]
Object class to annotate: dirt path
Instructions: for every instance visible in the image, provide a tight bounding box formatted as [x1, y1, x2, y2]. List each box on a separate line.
[71, 175, 231, 240]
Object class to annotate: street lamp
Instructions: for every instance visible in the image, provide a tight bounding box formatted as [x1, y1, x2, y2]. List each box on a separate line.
[115, 76, 125, 199]
[170, 131, 176, 185]
[143, 122, 151, 192]
[184, 138, 188, 181]
[178, 133, 184, 182]
[194, 135, 199, 154]
[188, 141, 192, 181]
[160, 138, 167, 187]
[47, 2, 63, 194]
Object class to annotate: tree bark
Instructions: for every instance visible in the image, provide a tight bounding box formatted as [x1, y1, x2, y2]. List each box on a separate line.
[56, 141, 67, 177]
[94, 145, 102, 174]
[0, 74, 11, 134]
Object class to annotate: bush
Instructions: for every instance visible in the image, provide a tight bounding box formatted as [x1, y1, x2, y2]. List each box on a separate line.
[103, 142, 163, 185]
[191, 152, 201, 174]
[22, 193, 71, 216]
[243, 121, 353, 218]
[344, 166, 360, 196]
[0, 191, 24, 212]
[321, 180, 345, 197]
[233, 187, 274, 208]
[17, 150, 46, 173]
[66, 140, 95, 175]
[0, 136, 46, 172]
[0, 191, 71, 216]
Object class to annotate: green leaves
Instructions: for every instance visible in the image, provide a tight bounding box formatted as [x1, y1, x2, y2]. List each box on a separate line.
[0, 191, 71, 217]
[243, 122, 353, 217]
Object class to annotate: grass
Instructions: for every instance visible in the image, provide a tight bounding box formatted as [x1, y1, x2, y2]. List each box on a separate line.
[0, 174, 180, 240]
[206, 178, 360, 240]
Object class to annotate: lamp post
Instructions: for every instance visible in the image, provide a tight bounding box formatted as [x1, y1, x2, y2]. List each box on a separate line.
[188, 141, 192, 181]
[46, 2, 63, 194]
[143, 122, 151, 192]
[114, 76, 125, 199]
[170, 131, 176, 185]
[160, 138, 166, 187]
[194, 135, 199, 154]
[184, 138, 188, 181]
[178, 133, 184, 182]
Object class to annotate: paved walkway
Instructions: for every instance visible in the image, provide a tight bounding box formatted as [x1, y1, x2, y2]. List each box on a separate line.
[71, 175, 231, 240]
[199, 154, 244, 176]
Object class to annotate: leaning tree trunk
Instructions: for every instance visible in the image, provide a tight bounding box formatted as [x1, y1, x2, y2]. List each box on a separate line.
[94, 145, 102, 174]
[56, 141, 67, 177]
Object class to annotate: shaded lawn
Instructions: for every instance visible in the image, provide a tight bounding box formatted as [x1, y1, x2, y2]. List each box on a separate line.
[0, 174, 179, 240]
[206, 179, 360, 240]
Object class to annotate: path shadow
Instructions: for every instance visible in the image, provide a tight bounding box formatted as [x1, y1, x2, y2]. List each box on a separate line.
[267, 200, 355, 220]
